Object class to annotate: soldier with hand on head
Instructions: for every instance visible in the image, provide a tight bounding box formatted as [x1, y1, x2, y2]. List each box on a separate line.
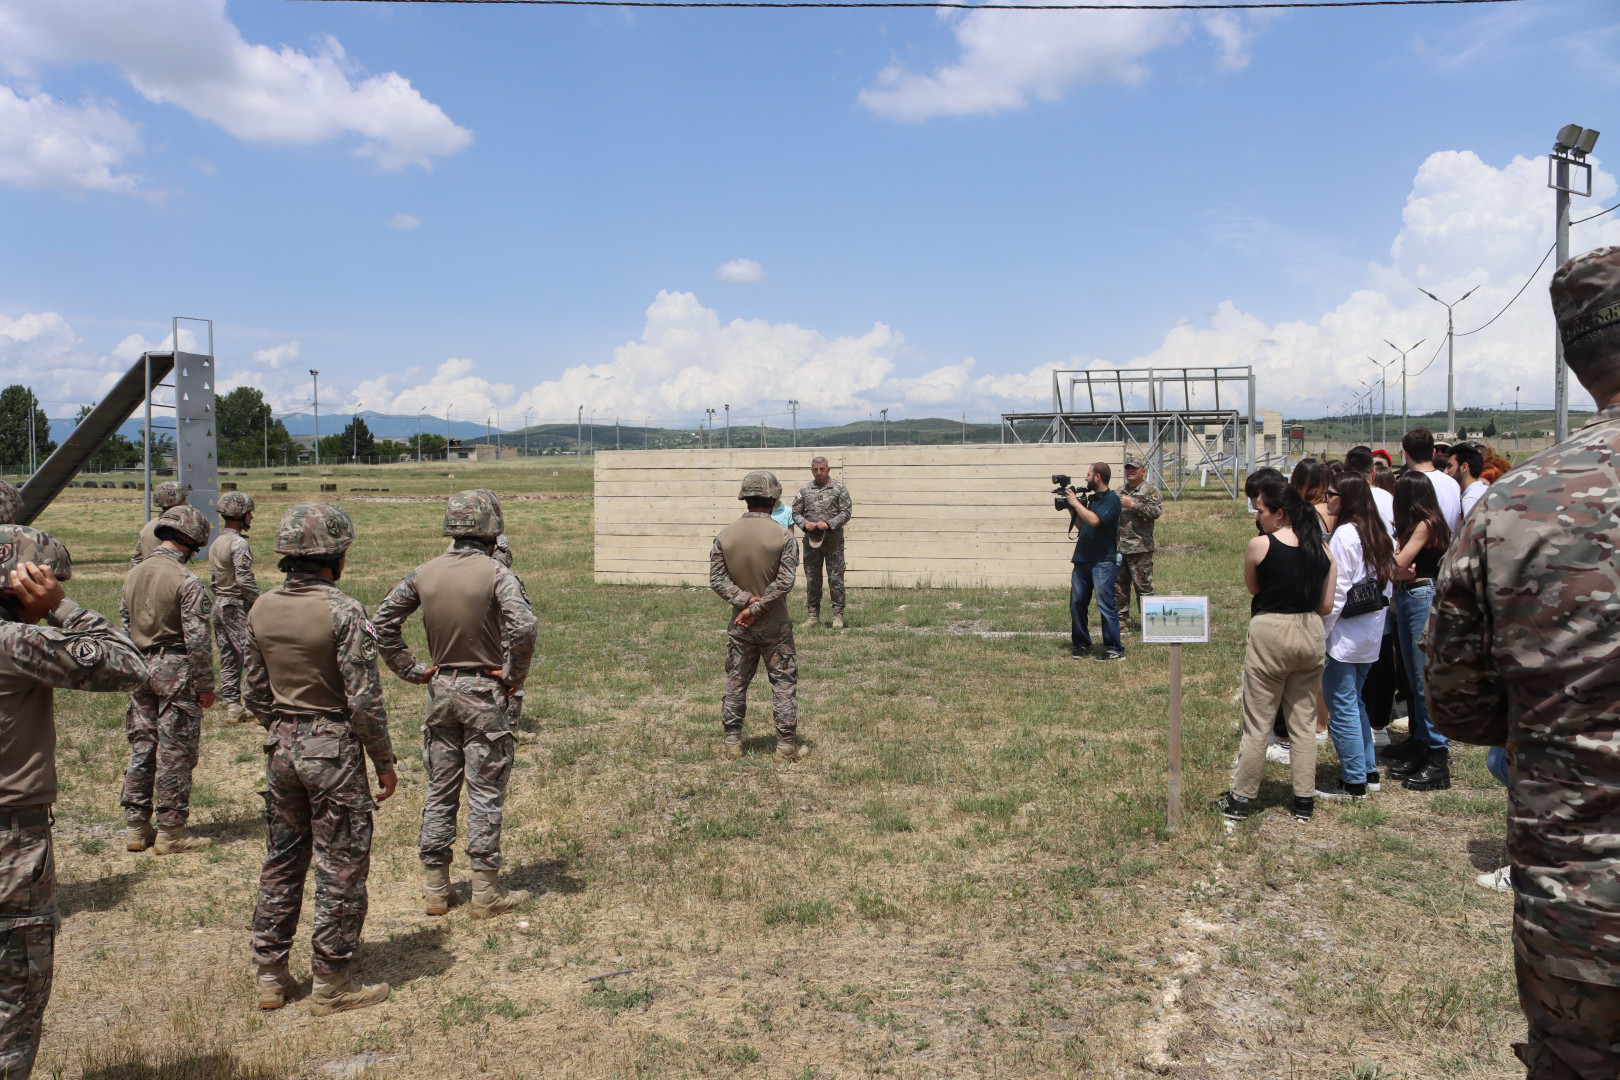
[210, 491, 259, 724]
[1426, 246, 1620, 1080]
[0, 529, 148, 1078]
[129, 481, 188, 568]
[119, 504, 216, 855]
[374, 490, 537, 920]
[792, 456, 852, 629]
[0, 480, 20, 525]
[712, 471, 804, 763]
[244, 503, 397, 1015]
[1114, 454, 1162, 632]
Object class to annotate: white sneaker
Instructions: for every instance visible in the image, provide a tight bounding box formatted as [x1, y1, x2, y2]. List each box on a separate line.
[1373, 729, 1391, 748]
[1475, 866, 1512, 893]
[1315, 731, 1329, 746]
[1389, 717, 1410, 734]
[1265, 740, 1291, 765]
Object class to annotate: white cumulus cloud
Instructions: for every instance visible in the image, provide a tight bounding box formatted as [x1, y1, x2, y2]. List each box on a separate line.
[0, 0, 472, 192]
[0, 86, 140, 192]
[716, 258, 768, 285]
[386, 212, 422, 231]
[252, 341, 301, 369]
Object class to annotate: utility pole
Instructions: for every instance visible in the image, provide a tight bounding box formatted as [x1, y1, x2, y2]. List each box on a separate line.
[417, 407, 426, 463]
[962, 411, 967, 445]
[1550, 125, 1599, 442]
[788, 400, 799, 448]
[577, 405, 583, 464]
[310, 370, 321, 467]
[264, 402, 269, 469]
[1383, 339, 1424, 439]
[25, 388, 33, 476]
[704, 408, 716, 449]
[760, 417, 766, 448]
[616, 415, 620, 451]
[880, 408, 888, 446]
[446, 403, 454, 462]
[724, 404, 730, 448]
[523, 409, 530, 458]
[1515, 386, 1521, 459]
[1418, 286, 1478, 438]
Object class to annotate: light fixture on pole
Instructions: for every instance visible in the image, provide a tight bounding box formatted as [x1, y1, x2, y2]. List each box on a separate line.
[354, 403, 363, 463]
[704, 408, 716, 449]
[723, 404, 730, 448]
[417, 407, 427, 462]
[880, 408, 888, 446]
[577, 405, 583, 463]
[788, 400, 799, 448]
[445, 403, 454, 462]
[523, 409, 530, 458]
[1550, 123, 1601, 443]
[1366, 360, 1396, 450]
[1382, 338, 1424, 438]
[1417, 286, 1479, 439]
[310, 370, 321, 467]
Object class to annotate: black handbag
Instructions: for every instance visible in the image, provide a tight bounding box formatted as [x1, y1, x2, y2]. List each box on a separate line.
[1341, 577, 1389, 619]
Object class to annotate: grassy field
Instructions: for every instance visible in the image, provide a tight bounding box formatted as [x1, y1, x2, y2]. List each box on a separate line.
[27, 460, 1519, 1079]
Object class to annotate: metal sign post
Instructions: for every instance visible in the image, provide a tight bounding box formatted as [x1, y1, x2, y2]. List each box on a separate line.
[1141, 594, 1209, 832]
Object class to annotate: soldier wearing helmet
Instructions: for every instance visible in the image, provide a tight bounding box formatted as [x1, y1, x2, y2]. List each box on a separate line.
[118, 503, 216, 855]
[445, 493, 529, 729]
[711, 471, 805, 762]
[0, 526, 147, 1078]
[129, 481, 189, 567]
[0, 480, 20, 525]
[374, 490, 537, 920]
[243, 503, 397, 1015]
[210, 491, 259, 723]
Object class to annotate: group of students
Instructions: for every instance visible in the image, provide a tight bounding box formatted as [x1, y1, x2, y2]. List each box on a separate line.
[1219, 427, 1476, 823]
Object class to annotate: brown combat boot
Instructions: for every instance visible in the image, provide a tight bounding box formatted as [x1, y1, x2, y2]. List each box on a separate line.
[469, 868, 530, 919]
[308, 969, 390, 1017]
[256, 963, 299, 1009]
[226, 702, 248, 724]
[153, 826, 212, 854]
[773, 739, 810, 764]
[125, 820, 156, 852]
[831, 614, 845, 630]
[721, 732, 743, 760]
[424, 864, 457, 916]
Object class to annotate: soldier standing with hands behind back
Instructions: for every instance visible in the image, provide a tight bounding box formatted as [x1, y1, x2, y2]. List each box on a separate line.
[792, 457, 852, 629]
[373, 491, 537, 920]
[245, 503, 396, 1015]
[210, 491, 258, 724]
[1114, 454, 1162, 632]
[120, 504, 215, 855]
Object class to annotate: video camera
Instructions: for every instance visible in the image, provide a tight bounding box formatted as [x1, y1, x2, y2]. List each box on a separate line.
[1052, 474, 1094, 512]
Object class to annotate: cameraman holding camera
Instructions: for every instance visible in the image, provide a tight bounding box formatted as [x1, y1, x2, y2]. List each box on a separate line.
[1062, 463, 1125, 662]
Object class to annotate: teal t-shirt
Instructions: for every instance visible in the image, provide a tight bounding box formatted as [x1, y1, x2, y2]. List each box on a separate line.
[771, 503, 794, 530]
[1070, 489, 1121, 564]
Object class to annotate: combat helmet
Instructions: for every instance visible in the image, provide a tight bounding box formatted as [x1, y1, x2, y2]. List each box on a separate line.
[443, 490, 503, 539]
[0, 525, 73, 583]
[152, 481, 188, 510]
[737, 471, 782, 501]
[492, 533, 514, 568]
[0, 480, 20, 525]
[157, 505, 211, 549]
[275, 503, 354, 557]
[218, 490, 255, 520]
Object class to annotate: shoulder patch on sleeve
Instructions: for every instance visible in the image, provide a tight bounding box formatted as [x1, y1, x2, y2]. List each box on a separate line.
[67, 637, 103, 668]
[361, 618, 379, 661]
[199, 591, 213, 617]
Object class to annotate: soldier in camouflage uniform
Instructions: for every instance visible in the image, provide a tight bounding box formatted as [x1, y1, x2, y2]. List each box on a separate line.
[792, 457, 852, 629]
[245, 503, 396, 1015]
[120, 504, 215, 855]
[0, 480, 19, 525]
[713, 471, 804, 762]
[374, 491, 536, 919]
[0, 528, 147, 1078]
[129, 481, 188, 568]
[210, 491, 258, 723]
[445, 496, 530, 729]
[1425, 246, 1620, 1080]
[1114, 454, 1163, 630]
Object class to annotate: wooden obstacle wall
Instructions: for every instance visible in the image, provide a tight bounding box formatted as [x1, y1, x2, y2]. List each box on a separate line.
[595, 444, 1125, 589]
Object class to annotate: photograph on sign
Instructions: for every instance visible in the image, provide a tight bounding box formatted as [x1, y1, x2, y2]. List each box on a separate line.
[1141, 596, 1210, 644]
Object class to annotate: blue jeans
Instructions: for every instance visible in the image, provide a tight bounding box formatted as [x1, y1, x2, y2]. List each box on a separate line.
[1322, 656, 1376, 784]
[1487, 747, 1509, 786]
[1392, 583, 1448, 749]
[1071, 560, 1123, 655]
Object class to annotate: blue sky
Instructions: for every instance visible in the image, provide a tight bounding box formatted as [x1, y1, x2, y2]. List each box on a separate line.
[2, 0, 1618, 430]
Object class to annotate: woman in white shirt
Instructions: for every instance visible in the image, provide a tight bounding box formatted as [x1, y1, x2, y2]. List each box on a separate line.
[1316, 475, 1398, 800]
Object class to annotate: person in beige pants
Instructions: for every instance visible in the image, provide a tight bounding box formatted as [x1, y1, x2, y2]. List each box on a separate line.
[1218, 476, 1336, 823]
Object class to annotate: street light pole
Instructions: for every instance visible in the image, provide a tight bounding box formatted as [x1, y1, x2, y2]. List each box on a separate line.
[1515, 386, 1521, 459]
[523, 409, 530, 459]
[1418, 286, 1478, 439]
[577, 405, 583, 464]
[354, 403, 362, 463]
[724, 405, 730, 448]
[880, 408, 888, 447]
[417, 407, 426, 462]
[1383, 339, 1424, 439]
[1368, 358, 1397, 450]
[310, 370, 320, 466]
[788, 400, 799, 448]
[445, 403, 454, 462]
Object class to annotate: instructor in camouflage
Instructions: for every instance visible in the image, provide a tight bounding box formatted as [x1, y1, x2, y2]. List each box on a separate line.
[129, 481, 188, 567]
[0, 528, 147, 1079]
[792, 457, 852, 629]
[120, 504, 215, 855]
[210, 491, 259, 723]
[244, 503, 396, 1015]
[1114, 454, 1162, 630]
[1425, 245, 1620, 1080]
[374, 490, 536, 919]
[712, 471, 804, 762]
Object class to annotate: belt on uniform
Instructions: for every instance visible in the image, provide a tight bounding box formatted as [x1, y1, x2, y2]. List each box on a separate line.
[143, 645, 187, 657]
[0, 808, 51, 830]
[1398, 578, 1434, 590]
[437, 665, 497, 676]
[269, 709, 348, 725]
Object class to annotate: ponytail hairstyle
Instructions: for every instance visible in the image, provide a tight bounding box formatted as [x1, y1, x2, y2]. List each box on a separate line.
[1253, 475, 1332, 607]
[1393, 473, 1451, 551]
[1290, 459, 1331, 505]
[1332, 475, 1396, 588]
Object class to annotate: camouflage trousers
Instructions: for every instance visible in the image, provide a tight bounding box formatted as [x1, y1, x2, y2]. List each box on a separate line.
[723, 623, 798, 742]
[1115, 551, 1154, 623]
[1516, 954, 1620, 1079]
[212, 598, 252, 704]
[421, 673, 515, 872]
[252, 716, 375, 977]
[802, 532, 845, 619]
[121, 652, 203, 829]
[0, 818, 55, 1080]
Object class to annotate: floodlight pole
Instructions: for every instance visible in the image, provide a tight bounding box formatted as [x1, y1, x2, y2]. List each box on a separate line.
[880, 408, 888, 447]
[417, 407, 426, 462]
[577, 405, 583, 463]
[1368, 358, 1396, 450]
[1550, 124, 1599, 442]
[310, 370, 320, 467]
[724, 405, 730, 448]
[788, 400, 799, 448]
[1383, 340, 1424, 438]
[704, 408, 716, 449]
[1419, 287, 1477, 438]
[523, 409, 530, 458]
[446, 403, 454, 462]
[1515, 386, 1520, 459]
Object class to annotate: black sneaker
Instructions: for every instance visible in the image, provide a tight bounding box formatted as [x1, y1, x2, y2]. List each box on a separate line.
[1315, 781, 1368, 802]
[1402, 749, 1452, 791]
[1291, 796, 1315, 822]
[1094, 650, 1126, 663]
[1366, 770, 1381, 792]
[1214, 792, 1250, 821]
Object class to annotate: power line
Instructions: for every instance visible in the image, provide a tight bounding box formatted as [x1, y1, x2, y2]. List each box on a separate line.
[1454, 240, 1558, 339]
[287, 0, 1526, 10]
[1572, 200, 1620, 226]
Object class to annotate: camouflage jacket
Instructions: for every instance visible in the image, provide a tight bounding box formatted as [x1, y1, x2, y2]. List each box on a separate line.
[792, 479, 852, 533]
[1117, 482, 1162, 555]
[243, 573, 395, 771]
[1424, 402, 1620, 985]
[372, 542, 537, 688]
[210, 528, 258, 603]
[120, 546, 215, 695]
